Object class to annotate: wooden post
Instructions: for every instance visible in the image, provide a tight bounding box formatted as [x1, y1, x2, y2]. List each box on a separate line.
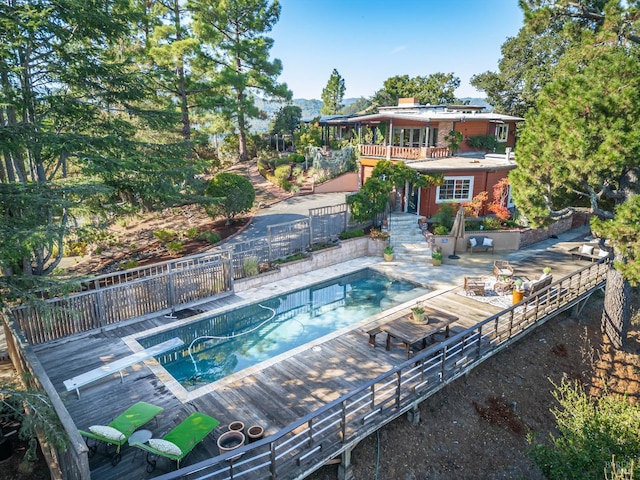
[337, 446, 355, 480]
[407, 402, 420, 426]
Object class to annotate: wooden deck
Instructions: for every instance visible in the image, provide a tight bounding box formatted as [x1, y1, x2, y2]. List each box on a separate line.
[32, 249, 585, 479]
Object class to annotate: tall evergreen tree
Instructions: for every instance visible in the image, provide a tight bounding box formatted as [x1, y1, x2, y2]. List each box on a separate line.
[0, 0, 194, 288]
[190, 0, 291, 162]
[510, 1, 640, 348]
[320, 69, 345, 115]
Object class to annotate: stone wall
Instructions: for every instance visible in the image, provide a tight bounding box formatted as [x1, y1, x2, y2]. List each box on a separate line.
[519, 214, 574, 248]
[235, 237, 379, 293]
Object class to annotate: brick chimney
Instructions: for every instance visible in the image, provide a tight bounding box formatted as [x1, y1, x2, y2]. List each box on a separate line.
[398, 97, 419, 106]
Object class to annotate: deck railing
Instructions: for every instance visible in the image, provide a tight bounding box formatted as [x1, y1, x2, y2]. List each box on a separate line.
[359, 144, 451, 160]
[152, 260, 609, 480]
[11, 251, 233, 344]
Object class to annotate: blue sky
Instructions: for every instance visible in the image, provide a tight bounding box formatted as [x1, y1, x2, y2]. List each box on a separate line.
[269, 0, 524, 100]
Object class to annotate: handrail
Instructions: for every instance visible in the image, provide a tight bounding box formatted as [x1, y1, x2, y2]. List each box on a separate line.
[152, 260, 609, 480]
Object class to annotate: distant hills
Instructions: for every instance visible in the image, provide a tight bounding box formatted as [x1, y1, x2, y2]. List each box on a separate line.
[250, 97, 491, 133]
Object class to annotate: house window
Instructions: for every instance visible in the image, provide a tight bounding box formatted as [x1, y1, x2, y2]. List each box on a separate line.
[436, 176, 473, 203]
[427, 127, 438, 147]
[496, 124, 509, 143]
[392, 127, 425, 147]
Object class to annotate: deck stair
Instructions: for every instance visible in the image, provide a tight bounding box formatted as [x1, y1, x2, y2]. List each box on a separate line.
[385, 213, 433, 262]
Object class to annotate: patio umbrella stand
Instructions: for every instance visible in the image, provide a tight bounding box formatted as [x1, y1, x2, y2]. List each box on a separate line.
[448, 208, 465, 260]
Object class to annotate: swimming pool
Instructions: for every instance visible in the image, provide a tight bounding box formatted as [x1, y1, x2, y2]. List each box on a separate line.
[138, 269, 428, 391]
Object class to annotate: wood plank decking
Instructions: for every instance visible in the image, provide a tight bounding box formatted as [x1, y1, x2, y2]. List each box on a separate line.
[32, 249, 584, 479]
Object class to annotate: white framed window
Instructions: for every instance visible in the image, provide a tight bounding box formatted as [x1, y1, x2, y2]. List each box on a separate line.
[392, 127, 425, 147]
[436, 176, 474, 203]
[496, 124, 509, 143]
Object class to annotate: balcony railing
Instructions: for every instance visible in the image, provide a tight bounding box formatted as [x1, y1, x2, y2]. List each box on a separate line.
[359, 144, 451, 160]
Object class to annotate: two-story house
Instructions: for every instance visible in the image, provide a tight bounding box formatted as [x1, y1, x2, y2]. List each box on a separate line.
[322, 98, 524, 218]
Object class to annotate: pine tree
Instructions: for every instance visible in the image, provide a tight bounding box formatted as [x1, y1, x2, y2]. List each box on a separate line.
[321, 69, 345, 115]
[190, 0, 291, 162]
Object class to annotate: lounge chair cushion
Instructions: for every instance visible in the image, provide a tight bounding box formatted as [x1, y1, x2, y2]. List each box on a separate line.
[89, 425, 126, 442]
[149, 438, 182, 456]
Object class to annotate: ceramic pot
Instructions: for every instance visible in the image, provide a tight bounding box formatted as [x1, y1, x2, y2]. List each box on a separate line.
[247, 425, 264, 442]
[383, 253, 394, 262]
[412, 311, 425, 323]
[432, 259, 442, 266]
[512, 289, 524, 304]
[217, 430, 245, 454]
[228, 421, 245, 433]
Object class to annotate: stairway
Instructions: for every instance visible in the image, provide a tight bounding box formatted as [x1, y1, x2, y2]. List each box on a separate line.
[385, 213, 433, 262]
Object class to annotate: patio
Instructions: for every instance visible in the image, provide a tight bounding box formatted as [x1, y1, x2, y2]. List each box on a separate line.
[28, 229, 591, 478]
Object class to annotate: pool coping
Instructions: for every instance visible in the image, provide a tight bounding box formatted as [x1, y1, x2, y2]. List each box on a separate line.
[122, 259, 446, 403]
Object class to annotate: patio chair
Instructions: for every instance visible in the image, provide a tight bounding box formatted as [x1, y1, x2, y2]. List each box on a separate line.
[463, 276, 486, 296]
[79, 401, 164, 466]
[132, 411, 220, 471]
[493, 260, 514, 279]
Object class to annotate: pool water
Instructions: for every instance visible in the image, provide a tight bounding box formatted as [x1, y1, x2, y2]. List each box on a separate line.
[138, 269, 428, 390]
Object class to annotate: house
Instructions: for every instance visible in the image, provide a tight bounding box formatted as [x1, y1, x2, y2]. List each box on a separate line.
[326, 98, 524, 218]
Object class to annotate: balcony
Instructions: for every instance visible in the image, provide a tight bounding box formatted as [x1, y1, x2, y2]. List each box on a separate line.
[359, 144, 451, 161]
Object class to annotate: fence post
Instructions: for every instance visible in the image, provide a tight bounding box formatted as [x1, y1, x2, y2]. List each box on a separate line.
[167, 263, 176, 316]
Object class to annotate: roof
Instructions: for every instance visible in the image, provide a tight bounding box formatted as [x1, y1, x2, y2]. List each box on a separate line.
[337, 110, 524, 125]
[402, 153, 518, 174]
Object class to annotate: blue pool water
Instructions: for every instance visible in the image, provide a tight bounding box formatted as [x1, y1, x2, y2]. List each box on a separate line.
[138, 269, 428, 390]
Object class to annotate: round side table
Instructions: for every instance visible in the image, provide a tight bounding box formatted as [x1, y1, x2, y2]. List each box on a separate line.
[128, 429, 153, 446]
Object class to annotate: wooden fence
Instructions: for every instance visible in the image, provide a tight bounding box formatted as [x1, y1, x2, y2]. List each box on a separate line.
[151, 260, 608, 480]
[11, 251, 233, 345]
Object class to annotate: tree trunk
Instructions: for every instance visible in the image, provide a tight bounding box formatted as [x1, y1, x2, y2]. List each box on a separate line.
[601, 263, 631, 349]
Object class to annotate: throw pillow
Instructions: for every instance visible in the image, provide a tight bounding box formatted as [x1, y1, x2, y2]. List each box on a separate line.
[482, 237, 493, 247]
[149, 438, 182, 457]
[580, 244, 594, 255]
[598, 249, 609, 258]
[88, 425, 125, 442]
[469, 238, 477, 247]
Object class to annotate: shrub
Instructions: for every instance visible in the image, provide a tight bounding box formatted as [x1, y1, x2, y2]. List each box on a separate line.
[482, 217, 502, 230]
[64, 240, 88, 257]
[528, 379, 640, 480]
[166, 240, 184, 255]
[242, 257, 259, 277]
[431, 202, 456, 229]
[205, 172, 255, 225]
[369, 229, 390, 241]
[339, 229, 365, 240]
[198, 231, 221, 244]
[272, 252, 308, 265]
[274, 164, 291, 180]
[184, 227, 200, 240]
[433, 225, 450, 235]
[466, 135, 498, 151]
[120, 259, 140, 270]
[275, 157, 292, 167]
[153, 228, 176, 244]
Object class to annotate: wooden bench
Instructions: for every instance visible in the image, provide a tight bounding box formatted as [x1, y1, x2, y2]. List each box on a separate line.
[466, 235, 494, 254]
[366, 326, 383, 347]
[63, 337, 185, 398]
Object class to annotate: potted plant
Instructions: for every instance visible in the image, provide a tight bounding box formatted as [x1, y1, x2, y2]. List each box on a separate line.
[512, 279, 524, 304]
[383, 245, 394, 262]
[431, 249, 442, 266]
[411, 303, 427, 323]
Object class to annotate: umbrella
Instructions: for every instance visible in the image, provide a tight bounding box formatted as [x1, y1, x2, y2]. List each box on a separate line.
[448, 207, 465, 260]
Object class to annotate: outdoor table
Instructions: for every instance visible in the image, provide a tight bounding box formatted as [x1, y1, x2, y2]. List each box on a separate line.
[381, 307, 459, 358]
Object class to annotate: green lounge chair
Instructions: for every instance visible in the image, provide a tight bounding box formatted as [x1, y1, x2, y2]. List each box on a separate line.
[79, 401, 164, 465]
[132, 411, 220, 471]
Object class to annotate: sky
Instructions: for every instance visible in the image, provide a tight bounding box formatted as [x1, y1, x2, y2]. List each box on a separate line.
[269, 0, 525, 100]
